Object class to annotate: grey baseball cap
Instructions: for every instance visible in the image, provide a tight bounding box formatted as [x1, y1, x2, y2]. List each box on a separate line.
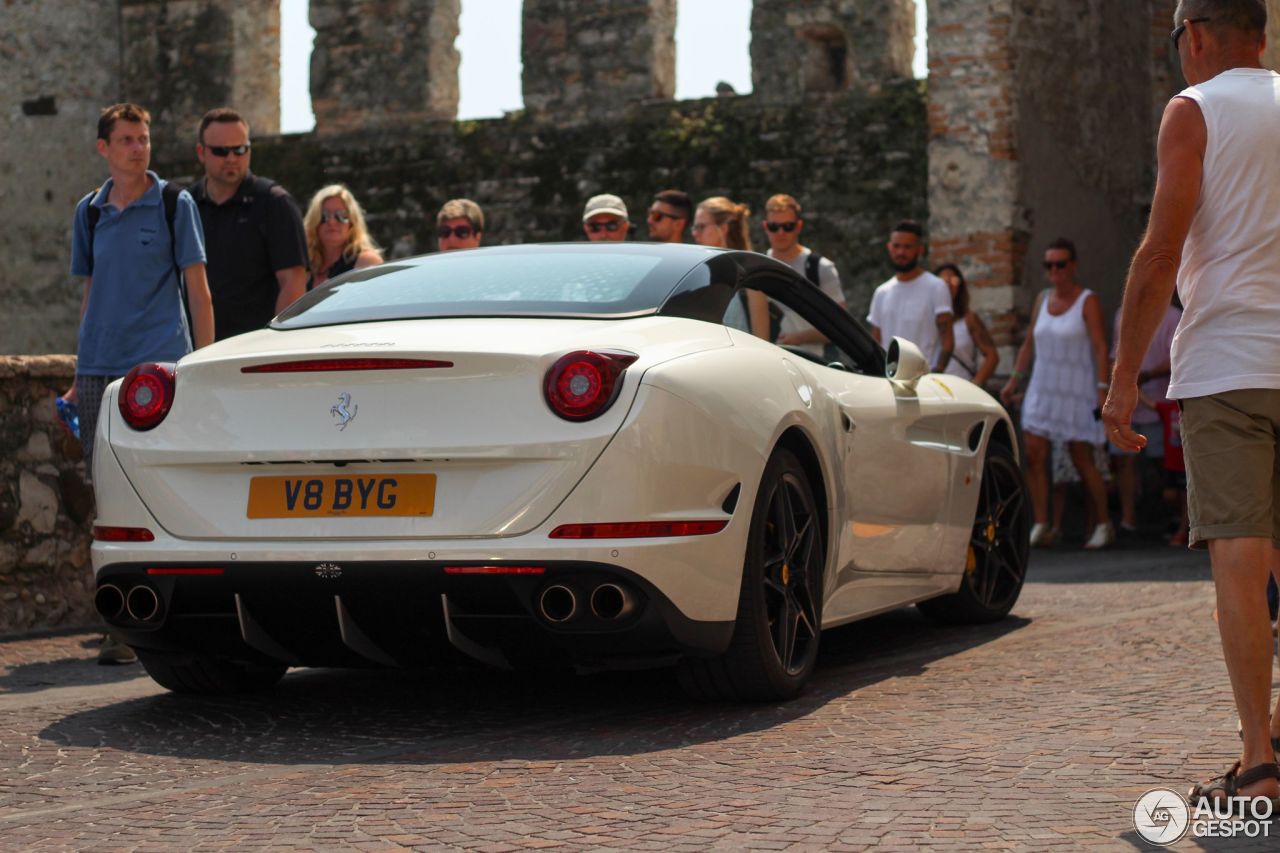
[582, 193, 628, 222]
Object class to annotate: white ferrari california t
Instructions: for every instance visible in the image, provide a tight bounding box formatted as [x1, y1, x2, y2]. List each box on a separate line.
[91, 243, 1029, 700]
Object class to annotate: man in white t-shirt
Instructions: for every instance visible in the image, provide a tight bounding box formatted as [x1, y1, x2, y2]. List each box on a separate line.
[762, 194, 847, 358]
[867, 220, 954, 372]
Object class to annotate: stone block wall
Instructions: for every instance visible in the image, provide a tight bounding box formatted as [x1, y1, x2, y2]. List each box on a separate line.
[310, 0, 460, 135]
[751, 0, 916, 100]
[121, 0, 280, 150]
[521, 0, 676, 123]
[0, 357, 95, 636]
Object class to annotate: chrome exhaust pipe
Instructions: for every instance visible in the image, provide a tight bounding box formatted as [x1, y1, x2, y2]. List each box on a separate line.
[538, 584, 577, 623]
[95, 583, 125, 620]
[125, 584, 161, 622]
[589, 583, 635, 620]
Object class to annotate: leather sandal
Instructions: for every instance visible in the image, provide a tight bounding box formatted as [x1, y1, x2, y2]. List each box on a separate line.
[1188, 761, 1280, 812]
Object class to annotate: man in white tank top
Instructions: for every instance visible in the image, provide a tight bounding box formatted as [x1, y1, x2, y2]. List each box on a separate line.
[1103, 0, 1280, 806]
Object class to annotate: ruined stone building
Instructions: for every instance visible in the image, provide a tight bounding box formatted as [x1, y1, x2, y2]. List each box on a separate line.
[3, 0, 1279, 360]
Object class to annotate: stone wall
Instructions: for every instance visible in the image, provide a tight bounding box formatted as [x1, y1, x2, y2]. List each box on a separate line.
[158, 83, 929, 316]
[751, 0, 916, 99]
[0, 357, 95, 636]
[0, 0, 121, 358]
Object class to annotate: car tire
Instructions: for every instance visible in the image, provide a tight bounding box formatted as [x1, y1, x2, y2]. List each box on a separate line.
[918, 441, 1029, 624]
[137, 651, 287, 694]
[678, 448, 824, 701]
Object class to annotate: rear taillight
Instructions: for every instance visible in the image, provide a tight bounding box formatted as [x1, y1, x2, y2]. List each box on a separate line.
[549, 520, 729, 539]
[93, 526, 155, 542]
[118, 362, 176, 431]
[544, 350, 638, 421]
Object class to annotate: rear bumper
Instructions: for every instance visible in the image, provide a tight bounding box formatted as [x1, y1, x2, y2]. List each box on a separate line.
[95, 560, 735, 671]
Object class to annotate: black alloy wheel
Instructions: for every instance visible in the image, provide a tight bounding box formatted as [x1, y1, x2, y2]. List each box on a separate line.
[919, 441, 1030, 624]
[678, 448, 824, 700]
[760, 462, 822, 676]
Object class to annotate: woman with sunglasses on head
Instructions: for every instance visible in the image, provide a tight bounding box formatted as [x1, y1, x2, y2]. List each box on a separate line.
[692, 196, 770, 340]
[1001, 237, 1113, 550]
[935, 263, 999, 386]
[303, 184, 383, 289]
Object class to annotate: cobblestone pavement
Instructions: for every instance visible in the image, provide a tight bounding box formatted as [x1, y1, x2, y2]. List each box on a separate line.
[0, 543, 1272, 850]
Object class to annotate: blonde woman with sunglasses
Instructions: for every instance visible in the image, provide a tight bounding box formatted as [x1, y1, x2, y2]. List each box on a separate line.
[303, 184, 383, 289]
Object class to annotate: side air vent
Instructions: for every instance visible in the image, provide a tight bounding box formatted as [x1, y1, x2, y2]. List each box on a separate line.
[721, 483, 742, 514]
[967, 422, 985, 453]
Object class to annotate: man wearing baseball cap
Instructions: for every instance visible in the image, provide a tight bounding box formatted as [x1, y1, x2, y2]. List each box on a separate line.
[582, 194, 630, 242]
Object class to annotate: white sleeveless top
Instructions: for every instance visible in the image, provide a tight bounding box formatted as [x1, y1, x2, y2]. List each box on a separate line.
[1169, 69, 1280, 398]
[944, 314, 977, 381]
[1021, 289, 1105, 444]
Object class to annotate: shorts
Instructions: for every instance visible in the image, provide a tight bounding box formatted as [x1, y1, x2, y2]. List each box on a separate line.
[1109, 421, 1164, 458]
[1180, 389, 1280, 550]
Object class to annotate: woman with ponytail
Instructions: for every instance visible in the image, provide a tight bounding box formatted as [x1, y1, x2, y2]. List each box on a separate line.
[693, 196, 770, 339]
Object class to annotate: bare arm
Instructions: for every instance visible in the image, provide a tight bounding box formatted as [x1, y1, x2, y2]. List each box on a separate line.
[64, 276, 92, 402]
[745, 289, 771, 340]
[184, 263, 215, 349]
[1103, 96, 1205, 450]
[968, 312, 1000, 387]
[999, 291, 1042, 406]
[933, 312, 954, 373]
[274, 266, 308, 314]
[354, 249, 384, 270]
[870, 325, 882, 346]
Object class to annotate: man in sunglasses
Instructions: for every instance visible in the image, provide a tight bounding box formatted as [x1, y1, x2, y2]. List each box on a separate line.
[436, 198, 484, 251]
[1104, 0, 1280, 807]
[762, 194, 846, 356]
[582, 194, 630, 242]
[190, 107, 308, 341]
[647, 189, 692, 243]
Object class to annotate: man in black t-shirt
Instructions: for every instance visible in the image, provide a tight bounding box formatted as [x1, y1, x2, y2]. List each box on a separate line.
[190, 107, 308, 341]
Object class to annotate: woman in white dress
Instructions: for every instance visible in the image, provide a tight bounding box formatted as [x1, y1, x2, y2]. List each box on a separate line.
[1000, 239, 1113, 549]
[936, 263, 999, 387]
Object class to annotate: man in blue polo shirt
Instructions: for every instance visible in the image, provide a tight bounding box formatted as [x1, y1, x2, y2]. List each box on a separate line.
[65, 102, 213, 663]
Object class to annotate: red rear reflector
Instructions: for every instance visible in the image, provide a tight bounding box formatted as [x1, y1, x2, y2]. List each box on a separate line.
[241, 358, 453, 373]
[443, 566, 547, 575]
[549, 520, 729, 539]
[145, 567, 225, 576]
[93, 526, 156, 542]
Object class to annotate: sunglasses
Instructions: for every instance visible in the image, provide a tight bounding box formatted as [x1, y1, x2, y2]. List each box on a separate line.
[587, 220, 623, 233]
[320, 210, 351, 224]
[647, 210, 683, 223]
[1043, 259, 1071, 270]
[438, 225, 475, 240]
[205, 143, 251, 157]
[1171, 16, 1210, 49]
[764, 221, 799, 233]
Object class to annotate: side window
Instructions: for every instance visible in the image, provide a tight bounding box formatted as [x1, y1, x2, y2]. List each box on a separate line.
[764, 271, 883, 376]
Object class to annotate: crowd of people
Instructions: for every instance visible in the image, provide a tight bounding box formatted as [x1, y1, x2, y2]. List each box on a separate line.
[67, 99, 1183, 659]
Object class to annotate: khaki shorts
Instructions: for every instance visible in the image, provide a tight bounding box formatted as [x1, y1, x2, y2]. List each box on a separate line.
[1181, 389, 1280, 549]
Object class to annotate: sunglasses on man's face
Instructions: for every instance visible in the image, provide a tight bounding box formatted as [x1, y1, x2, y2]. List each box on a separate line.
[1043, 259, 1071, 270]
[648, 210, 682, 223]
[1171, 16, 1210, 49]
[320, 210, 351, 224]
[764, 221, 799, 233]
[206, 143, 251, 157]
[438, 225, 475, 240]
[587, 220, 623, 233]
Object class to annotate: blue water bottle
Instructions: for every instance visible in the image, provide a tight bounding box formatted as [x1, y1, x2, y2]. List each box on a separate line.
[56, 396, 81, 441]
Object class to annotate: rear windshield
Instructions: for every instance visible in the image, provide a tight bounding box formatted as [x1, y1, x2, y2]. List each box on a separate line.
[273, 246, 703, 329]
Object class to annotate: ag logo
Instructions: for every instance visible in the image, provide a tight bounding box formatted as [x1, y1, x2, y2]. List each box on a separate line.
[1133, 788, 1190, 846]
[314, 563, 342, 579]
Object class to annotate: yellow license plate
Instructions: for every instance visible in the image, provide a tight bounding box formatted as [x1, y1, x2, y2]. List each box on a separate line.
[247, 474, 436, 519]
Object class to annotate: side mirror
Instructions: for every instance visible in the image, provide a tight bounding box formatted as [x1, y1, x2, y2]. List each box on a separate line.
[886, 337, 929, 387]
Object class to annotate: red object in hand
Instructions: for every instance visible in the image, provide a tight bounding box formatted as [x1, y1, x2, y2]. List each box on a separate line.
[1155, 400, 1185, 473]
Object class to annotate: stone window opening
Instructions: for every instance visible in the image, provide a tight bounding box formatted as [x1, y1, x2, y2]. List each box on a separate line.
[797, 24, 851, 94]
[280, 0, 316, 133]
